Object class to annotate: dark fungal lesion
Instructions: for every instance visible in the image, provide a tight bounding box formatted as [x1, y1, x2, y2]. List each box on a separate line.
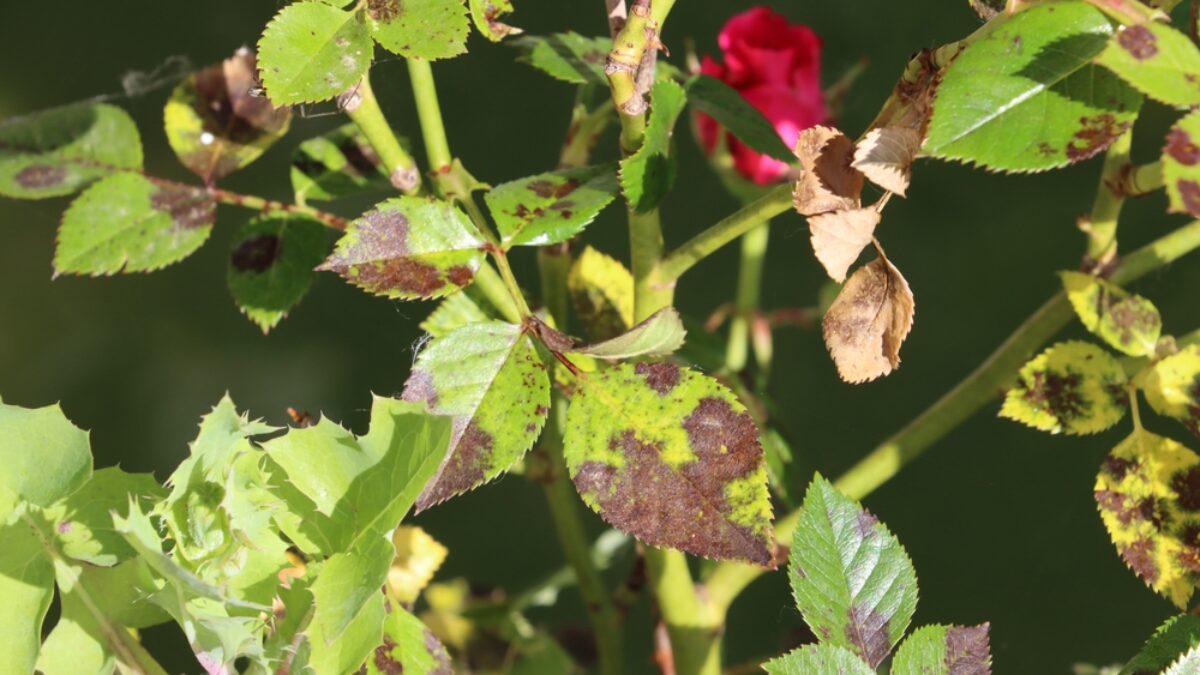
[150, 185, 216, 229]
[1117, 24, 1158, 61]
[230, 233, 283, 273]
[634, 361, 680, 395]
[14, 164, 67, 189]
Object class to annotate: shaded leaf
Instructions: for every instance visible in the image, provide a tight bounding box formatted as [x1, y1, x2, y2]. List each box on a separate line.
[0, 103, 142, 199]
[569, 306, 686, 361]
[469, 0, 520, 41]
[318, 196, 486, 300]
[1061, 271, 1161, 356]
[486, 164, 619, 247]
[164, 48, 291, 183]
[809, 208, 880, 283]
[1095, 429, 1200, 608]
[1096, 22, 1200, 107]
[0, 513, 55, 674]
[369, 604, 453, 675]
[1144, 344, 1200, 438]
[793, 125, 864, 216]
[257, 2, 373, 105]
[43, 467, 165, 567]
[822, 257, 915, 383]
[563, 361, 774, 564]
[1164, 109, 1200, 219]
[292, 122, 396, 202]
[512, 33, 610, 86]
[764, 643, 874, 675]
[892, 623, 993, 675]
[853, 126, 921, 197]
[568, 246, 634, 342]
[228, 214, 329, 333]
[0, 401, 91, 519]
[1121, 614, 1200, 675]
[387, 525, 449, 604]
[402, 321, 550, 509]
[790, 474, 918, 668]
[924, 2, 1143, 172]
[685, 74, 794, 162]
[54, 173, 215, 276]
[620, 80, 687, 213]
[421, 290, 492, 337]
[1000, 341, 1127, 434]
[367, 0, 469, 60]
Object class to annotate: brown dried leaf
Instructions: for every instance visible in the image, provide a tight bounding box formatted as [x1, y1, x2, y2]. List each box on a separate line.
[822, 258, 915, 384]
[793, 126, 864, 216]
[809, 208, 880, 283]
[852, 127, 922, 197]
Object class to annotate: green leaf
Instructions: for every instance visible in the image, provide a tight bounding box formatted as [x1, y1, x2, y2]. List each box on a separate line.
[512, 33, 610, 85]
[0, 103, 142, 199]
[1164, 109, 1200, 219]
[228, 214, 329, 333]
[1000, 340, 1128, 435]
[402, 321, 550, 509]
[620, 80, 687, 212]
[164, 48, 291, 183]
[1096, 429, 1200, 608]
[0, 513, 55, 674]
[570, 306, 686, 361]
[469, 0, 520, 42]
[292, 122, 395, 202]
[564, 361, 773, 564]
[1060, 271, 1161, 356]
[54, 173, 215, 276]
[568, 246, 634, 342]
[485, 164, 619, 247]
[306, 590, 385, 674]
[891, 623, 993, 675]
[1145, 344, 1200, 438]
[790, 474, 918, 667]
[368, 0, 469, 60]
[42, 467, 165, 567]
[924, 1, 1142, 172]
[1096, 21, 1200, 107]
[368, 603, 453, 674]
[311, 535, 393, 643]
[0, 401, 91, 520]
[1166, 644, 1200, 675]
[421, 290, 492, 337]
[1121, 615, 1200, 675]
[685, 75, 794, 162]
[763, 643, 874, 675]
[318, 196, 486, 300]
[257, 2, 373, 105]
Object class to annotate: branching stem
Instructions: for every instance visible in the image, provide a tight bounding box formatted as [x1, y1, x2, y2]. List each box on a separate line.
[342, 73, 421, 194]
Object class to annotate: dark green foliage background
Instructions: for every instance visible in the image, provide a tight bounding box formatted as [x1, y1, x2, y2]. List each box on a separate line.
[1, 1, 1197, 672]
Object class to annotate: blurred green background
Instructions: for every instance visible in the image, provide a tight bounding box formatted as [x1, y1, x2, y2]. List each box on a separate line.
[2, 1, 1197, 672]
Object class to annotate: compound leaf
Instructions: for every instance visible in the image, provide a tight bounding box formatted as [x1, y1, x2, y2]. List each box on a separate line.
[570, 306, 686, 361]
[486, 164, 619, 247]
[685, 74, 794, 162]
[292, 122, 395, 202]
[1061, 271, 1161, 356]
[512, 33, 610, 86]
[257, 2, 373, 105]
[1121, 614, 1200, 675]
[1096, 22, 1200, 107]
[1000, 340, 1127, 434]
[568, 246, 633, 342]
[228, 214, 329, 333]
[1144, 344, 1200, 439]
[367, 0, 469, 60]
[763, 643, 874, 675]
[620, 80, 687, 212]
[563, 361, 774, 564]
[1164, 109, 1200, 219]
[891, 623, 993, 675]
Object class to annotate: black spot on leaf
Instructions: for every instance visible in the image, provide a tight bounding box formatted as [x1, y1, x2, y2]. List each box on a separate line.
[231, 233, 282, 273]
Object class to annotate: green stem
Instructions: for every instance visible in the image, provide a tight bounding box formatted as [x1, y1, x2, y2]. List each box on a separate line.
[725, 222, 770, 375]
[343, 74, 421, 194]
[491, 250, 532, 317]
[407, 59, 452, 171]
[1084, 130, 1132, 263]
[704, 217, 1200, 612]
[606, 0, 677, 152]
[645, 547, 722, 675]
[538, 244, 572, 329]
[474, 264, 522, 323]
[629, 208, 672, 322]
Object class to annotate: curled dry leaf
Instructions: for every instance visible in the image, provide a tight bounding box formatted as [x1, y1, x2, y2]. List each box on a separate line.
[792, 125, 864, 216]
[808, 208, 880, 283]
[852, 127, 921, 197]
[822, 257, 915, 383]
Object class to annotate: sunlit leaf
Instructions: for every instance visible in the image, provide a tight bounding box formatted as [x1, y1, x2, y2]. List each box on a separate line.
[808, 208, 880, 283]
[402, 321, 550, 509]
[853, 126, 921, 197]
[469, 0, 521, 41]
[685, 74, 795, 162]
[567, 246, 634, 342]
[306, 591, 386, 675]
[227, 214, 329, 333]
[1096, 22, 1200, 107]
[1000, 340, 1127, 434]
[620, 80, 687, 213]
[1163, 109, 1200, 219]
[1144, 344, 1200, 438]
[822, 257, 915, 383]
[257, 2, 373, 105]
[924, 2, 1143, 172]
[891, 623, 993, 675]
[1060, 271, 1161, 356]
[368, 604, 453, 675]
[0, 401, 91, 520]
[292, 122, 396, 202]
[486, 164, 619, 247]
[54, 173, 215, 276]
[387, 525, 449, 603]
[421, 290, 492, 337]
[763, 644, 874, 675]
[793, 125, 864, 216]
[569, 306, 686, 361]
[1121, 614, 1200, 675]
[0, 513, 55, 674]
[564, 361, 774, 564]
[790, 474, 918, 667]
[1095, 430, 1200, 608]
[1165, 645, 1200, 675]
[311, 534, 393, 643]
[0, 103, 142, 199]
[318, 196, 486, 300]
[367, 0, 469, 60]
[164, 48, 291, 184]
[512, 33, 610, 86]
[43, 467, 164, 567]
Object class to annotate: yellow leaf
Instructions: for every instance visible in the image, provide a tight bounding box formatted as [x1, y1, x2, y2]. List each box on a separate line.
[1060, 271, 1161, 357]
[387, 525, 448, 604]
[1144, 344, 1200, 438]
[792, 126, 864, 217]
[822, 257, 915, 383]
[567, 246, 633, 342]
[852, 127, 921, 197]
[809, 208, 880, 283]
[1000, 341, 1127, 435]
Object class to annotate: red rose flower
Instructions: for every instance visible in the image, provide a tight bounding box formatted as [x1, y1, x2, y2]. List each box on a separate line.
[697, 7, 827, 185]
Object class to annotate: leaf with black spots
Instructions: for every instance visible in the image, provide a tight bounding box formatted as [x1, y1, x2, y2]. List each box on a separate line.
[292, 123, 397, 202]
[570, 306, 686, 361]
[853, 127, 921, 197]
[402, 321, 550, 510]
[256, 2, 373, 105]
[0, 103, 142, 199]
[1095, 430, 1200, 608]
[822, 257, 915, 383]
[228, 215, 329, 333]
[809, 208, 880, 283]
[486, 164, 619, 247]
[54, 173, 215, 276]
[620, 80, 687, 213]
[1061, 271, 1161, 357]
[793, 125, 864, 217]
[318, 196, 486, 300]
[1164, 109, 1200, 219]
[1144, 345, 1200, 439]
[685, 74, 795, 162]
[367, 0, 469, 61]
[763, 643, 874, 675]
[469, 0, 520, 42]
[924, 2, 1143, 172]
[563, 361, 774, 564]
[1121, 614, 1200, 675]
[164, 48, 291, 184]
[891, 623, 993, 675]
[568, 246, 634, 342]
[1001, 341, 1127, 435]
[512, 33, 610, 86]
[367, 604, 453, 675]
[1096, 22, 1200, 107]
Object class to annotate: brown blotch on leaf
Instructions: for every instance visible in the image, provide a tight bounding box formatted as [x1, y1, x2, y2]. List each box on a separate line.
[1066, 114, 1130, 164]
[793, 126, 865, 216]
[14, 164, 66, 189]
[318, 208, 463, 297]
[634, 361, 680, 395]
[853, 510, 879, 539]
[1165, 127, 1200, 167]
[416, 421, 494, 511]
[150, 186, 216, 229]
[1022, 370, 1085, 422]
[401, 368, 440, 409]
[372, 637, 402, 675]
[822, 257, 915, 383]
[944, 623, 992, 675]
[446, 265, 474, 287]
[1172, 465, 1200, 511]
[1121, 538, 1159, 583]
[367, 0, 402, 22]
[845, 605, 894, 668]
[1177, 180, 1200, 218]
[1117, 25, 1158, 61]
[1102, 455, 1134, 481]
[231, 233, 282, 273]
[424, 628, 453, 675]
